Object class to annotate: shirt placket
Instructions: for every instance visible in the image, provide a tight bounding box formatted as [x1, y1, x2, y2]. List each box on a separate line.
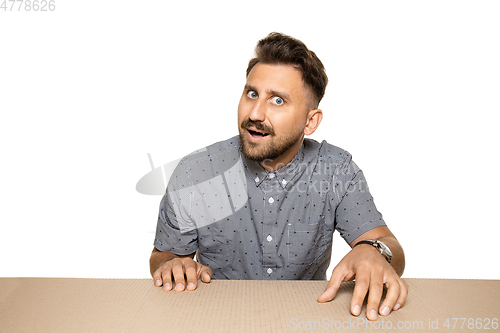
[261, 172, 281, 278]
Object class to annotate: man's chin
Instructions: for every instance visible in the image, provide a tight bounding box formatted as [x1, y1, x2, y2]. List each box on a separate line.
[239, 138, 265, 161]
[239, 131, 291, 162]
[241, 144, 266, 162]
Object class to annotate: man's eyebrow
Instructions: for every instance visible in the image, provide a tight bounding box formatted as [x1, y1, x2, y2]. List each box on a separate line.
[268, 89, 292, 103]
[244, 84, 257, 92]
[244, 84, 292, 102]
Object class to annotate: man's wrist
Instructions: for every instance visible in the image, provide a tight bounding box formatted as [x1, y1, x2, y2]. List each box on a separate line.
[354, 239, 393, 263]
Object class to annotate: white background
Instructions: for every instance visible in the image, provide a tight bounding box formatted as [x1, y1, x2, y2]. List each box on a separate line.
[1, 0, 499, 280]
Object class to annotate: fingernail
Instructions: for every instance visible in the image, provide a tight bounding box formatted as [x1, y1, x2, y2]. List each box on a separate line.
[164, 283, 171, 290]
[353, 305, 361, 316]
[175, 283, 183, 291]
[394, 303, 401, 311]
[381, 306, 390, 316]
[187, 283, 194, 289]
[370, 310, 378, 320]
[155, 279, 161, 286]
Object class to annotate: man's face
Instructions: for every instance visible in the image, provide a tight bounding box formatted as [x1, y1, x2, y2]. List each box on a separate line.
[238, 63, 312, 168]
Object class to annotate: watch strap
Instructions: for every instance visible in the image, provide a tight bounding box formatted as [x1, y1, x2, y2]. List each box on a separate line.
[354, 239, 393, 263]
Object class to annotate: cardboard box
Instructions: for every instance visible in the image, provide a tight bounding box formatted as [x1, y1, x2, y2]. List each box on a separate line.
[1, 278, 499, 332]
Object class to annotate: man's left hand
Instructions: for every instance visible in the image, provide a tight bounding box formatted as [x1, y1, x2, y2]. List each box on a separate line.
[317, 243, 407, 321]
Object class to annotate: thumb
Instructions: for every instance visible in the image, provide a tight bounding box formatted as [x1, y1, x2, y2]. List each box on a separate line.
[317, 273, 345, 303]
[197, 263, 212, 283]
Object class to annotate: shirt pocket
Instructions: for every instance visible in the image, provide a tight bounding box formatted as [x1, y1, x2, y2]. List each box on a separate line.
[287, 222, 328, 266]
[198, 221, 235, 270]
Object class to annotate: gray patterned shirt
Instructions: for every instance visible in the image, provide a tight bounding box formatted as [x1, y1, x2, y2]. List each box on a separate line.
[154, 136, 385, 280]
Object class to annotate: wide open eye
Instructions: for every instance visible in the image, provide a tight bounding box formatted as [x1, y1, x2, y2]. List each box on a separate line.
[247, 90, 258, 99]
[271, 96, 284, 105]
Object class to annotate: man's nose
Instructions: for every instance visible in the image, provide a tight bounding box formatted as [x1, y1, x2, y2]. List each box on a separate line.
[248, 99, 266, 122]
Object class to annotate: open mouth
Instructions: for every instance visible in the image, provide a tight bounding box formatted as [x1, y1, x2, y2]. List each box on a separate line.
[248, 129, 269, 137]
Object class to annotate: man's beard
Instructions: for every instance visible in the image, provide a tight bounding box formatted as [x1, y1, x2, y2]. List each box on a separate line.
[239, 118, 303, 162]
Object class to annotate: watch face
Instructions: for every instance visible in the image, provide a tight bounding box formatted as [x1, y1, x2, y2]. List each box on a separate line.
[378, 241, 393, 257]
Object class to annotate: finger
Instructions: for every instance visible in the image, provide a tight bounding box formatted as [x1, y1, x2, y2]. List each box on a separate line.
[197, 263, 213, 283]
[159, 263, 173, 291]
[393, 280, 408, 311]
[365, 272, 384, 321]
[171, 259, 186, 292]
[378, 278, 401, 316]
[152, 267, 164, 288]
[183, 259, 198, 291]
[317, 269, 346, 303]
[350, 271, 370, 317]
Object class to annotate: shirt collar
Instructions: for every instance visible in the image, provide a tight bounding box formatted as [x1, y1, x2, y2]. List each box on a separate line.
[241, 143, 306, 190]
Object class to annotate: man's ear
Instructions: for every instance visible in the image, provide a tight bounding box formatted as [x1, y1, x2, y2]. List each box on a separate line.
[303, 109, 323, 136]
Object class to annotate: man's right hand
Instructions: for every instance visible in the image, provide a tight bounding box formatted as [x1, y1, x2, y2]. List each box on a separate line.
[152, 256, 212, 292]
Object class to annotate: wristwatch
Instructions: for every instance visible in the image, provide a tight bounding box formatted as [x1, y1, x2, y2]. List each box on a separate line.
[354, 239, 393, 263]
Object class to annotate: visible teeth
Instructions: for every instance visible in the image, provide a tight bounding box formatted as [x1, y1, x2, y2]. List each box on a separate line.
[249, 129, 268, 137]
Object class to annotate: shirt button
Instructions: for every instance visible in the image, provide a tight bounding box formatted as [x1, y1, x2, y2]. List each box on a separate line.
[282, 179, 287, 186]
[267, 268, 273, 274]
[255, 177, 260, 183]
[268, 197, 274, 204]
[268, 173, 275, 179]
[266, 235, 273, 242]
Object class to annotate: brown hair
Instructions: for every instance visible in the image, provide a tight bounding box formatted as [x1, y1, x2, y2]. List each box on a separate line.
[246, 32, 328, 108]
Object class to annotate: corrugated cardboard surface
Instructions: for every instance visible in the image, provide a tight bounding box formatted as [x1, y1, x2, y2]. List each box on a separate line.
[0, 278, 499, 332]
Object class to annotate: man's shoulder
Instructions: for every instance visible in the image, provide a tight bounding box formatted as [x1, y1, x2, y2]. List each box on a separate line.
[304, 138, 353, 166]
[180, 136, 241, 164]
[168, 136, 242, 190]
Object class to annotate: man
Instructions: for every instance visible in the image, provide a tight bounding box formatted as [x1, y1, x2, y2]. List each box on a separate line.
[150, 32, 407, 321]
